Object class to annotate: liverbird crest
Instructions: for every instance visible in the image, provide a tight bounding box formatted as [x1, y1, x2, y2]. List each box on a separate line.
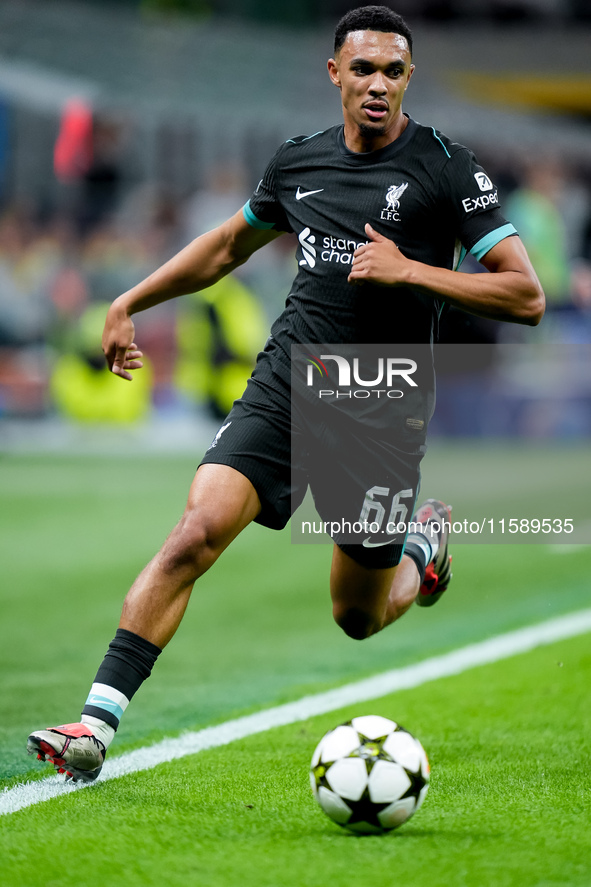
[385, 182, 408, 210]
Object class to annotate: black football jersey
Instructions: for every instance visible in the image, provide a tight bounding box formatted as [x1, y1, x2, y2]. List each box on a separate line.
[244, 116, 516, 356]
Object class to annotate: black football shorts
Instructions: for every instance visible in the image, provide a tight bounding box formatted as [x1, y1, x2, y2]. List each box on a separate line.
[199, 350, 424, 569]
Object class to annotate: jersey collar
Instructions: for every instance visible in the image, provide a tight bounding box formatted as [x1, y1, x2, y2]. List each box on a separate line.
[336, 115, 417, 165]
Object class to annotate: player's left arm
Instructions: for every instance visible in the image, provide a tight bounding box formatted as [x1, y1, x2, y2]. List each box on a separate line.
[348, 224, 545, 325]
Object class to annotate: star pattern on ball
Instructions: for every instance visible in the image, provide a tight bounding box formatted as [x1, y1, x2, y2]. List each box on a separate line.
[311, 716, 430, 833]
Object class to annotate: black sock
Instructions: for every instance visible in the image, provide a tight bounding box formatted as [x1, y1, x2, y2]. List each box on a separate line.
[81, 629, 162, 730]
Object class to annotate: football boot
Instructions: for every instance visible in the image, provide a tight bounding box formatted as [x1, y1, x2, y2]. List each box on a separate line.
[27, 723, 106, 782]
[412, 498, 453, 607]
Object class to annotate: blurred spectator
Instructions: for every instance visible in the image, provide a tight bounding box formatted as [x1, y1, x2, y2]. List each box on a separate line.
[175, 274, 268, 419]
[54, 103, 133, 236]
[183, 164, 248, 241]
[183, 162, 297, 317]
[505, 159, 571, 308]
[50, 302, 153, 424]
[78, 116, 127, 233]
[54, 99, 93, 184]
[0, 208, 57, 347]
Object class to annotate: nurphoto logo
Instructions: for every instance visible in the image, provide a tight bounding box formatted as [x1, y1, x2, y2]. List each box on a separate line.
[304, 353, 418, 399]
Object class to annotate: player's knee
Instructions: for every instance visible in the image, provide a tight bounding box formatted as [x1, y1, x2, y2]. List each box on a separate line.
[159, 511, 224, 579]
[333, 605, 377, 641]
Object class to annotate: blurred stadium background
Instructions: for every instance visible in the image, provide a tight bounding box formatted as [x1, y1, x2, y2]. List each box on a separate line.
[0, 0, 590, 444]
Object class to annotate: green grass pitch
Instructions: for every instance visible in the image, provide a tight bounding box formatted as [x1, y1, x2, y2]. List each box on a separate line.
[1, 450, 590, 886]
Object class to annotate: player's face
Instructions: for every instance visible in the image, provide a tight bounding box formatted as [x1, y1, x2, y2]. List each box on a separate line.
[328, 30, 414, 152]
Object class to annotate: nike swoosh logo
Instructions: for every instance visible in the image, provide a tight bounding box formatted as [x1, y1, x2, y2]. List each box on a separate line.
[296, 187, 324, 200]
[362, 537, 399, 548]
[87, 696, 120, 709]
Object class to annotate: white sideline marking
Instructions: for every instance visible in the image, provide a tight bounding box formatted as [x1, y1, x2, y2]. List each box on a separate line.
[548, 544, 590, 555]
[3, 608, 591, 817]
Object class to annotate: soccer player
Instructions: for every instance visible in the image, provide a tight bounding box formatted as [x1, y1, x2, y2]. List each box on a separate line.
[28, 6, 544, 782]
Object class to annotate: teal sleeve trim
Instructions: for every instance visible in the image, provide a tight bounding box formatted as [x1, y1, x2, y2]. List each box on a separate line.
[431, 127, 451, 159]
[455, 245, 468, 270]
[470, 223, 517, 261]
[242, 201, 275, 230]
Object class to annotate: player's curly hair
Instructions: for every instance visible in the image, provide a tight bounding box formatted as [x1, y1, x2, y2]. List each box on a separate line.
[334, 6, 413, 56]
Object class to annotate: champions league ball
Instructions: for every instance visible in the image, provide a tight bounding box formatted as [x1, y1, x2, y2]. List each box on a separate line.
[310, 715, 430, 834]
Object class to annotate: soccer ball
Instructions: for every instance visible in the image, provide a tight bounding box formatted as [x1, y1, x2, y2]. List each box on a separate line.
[310, 715, 429, 834]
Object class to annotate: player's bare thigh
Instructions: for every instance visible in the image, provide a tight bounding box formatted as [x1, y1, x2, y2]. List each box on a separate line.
[183, 463, 262, 551]
[132, 463, 261, 582]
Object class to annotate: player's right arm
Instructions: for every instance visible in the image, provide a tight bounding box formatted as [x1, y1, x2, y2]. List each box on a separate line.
[103, 210, 282, 379]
